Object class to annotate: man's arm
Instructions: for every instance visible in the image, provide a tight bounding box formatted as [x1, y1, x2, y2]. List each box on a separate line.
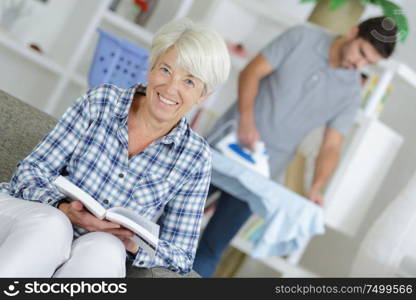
[237, 54, 273, 149]
[307, 128, 344, 206]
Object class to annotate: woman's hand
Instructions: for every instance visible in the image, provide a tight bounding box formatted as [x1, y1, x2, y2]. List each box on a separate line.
[116, 236, 140, 254]
[58, 201, 134, 238]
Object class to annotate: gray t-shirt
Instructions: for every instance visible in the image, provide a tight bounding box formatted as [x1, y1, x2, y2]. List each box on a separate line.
[210, 24, 361, 178]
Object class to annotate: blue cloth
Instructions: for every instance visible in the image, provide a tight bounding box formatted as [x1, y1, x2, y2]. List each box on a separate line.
[210, 149, 325, 259]
[0, 83, 212, 274]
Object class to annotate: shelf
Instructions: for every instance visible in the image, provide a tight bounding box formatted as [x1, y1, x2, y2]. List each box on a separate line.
[228, 215, 317, 277]
[71, 73, 88, 89]
[231, 236, 317, 277]
[102, 11, 154, 45]
[397, 63, 416, 89]
[231, 0, 302, 27]
[0, 29, 64, 76]
[379, 59, 416, 89]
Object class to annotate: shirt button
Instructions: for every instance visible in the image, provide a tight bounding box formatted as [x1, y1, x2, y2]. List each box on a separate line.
[312, 75, 319, 81]
[118, 173, 124, 178]
[103, 199, 109, 204]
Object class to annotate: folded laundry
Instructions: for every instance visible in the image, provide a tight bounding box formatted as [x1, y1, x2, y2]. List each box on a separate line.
[210, 149, 325, 259]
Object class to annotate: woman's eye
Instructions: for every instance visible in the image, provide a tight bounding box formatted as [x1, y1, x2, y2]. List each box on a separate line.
[160, 67, 170, 74]
[185, 79, 195, 87]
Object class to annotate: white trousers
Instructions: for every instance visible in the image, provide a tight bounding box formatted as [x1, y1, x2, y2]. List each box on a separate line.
[0, 193, 126, 277]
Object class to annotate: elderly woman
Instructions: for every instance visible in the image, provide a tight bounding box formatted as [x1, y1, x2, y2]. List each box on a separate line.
[0, 18, 230, 277]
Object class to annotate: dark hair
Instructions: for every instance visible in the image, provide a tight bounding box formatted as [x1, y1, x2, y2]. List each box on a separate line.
[357, 16, 397, 58]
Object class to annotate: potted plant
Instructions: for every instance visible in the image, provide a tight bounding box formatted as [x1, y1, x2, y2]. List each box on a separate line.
[301, 0, 408, 42]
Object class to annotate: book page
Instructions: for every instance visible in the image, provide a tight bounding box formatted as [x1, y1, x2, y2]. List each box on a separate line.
[107, 206, 160, 237]
[106, 207, 159, 258]
[53, 176, 107, 219]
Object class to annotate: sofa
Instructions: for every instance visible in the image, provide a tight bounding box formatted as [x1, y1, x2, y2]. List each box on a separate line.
[0, 90, 199, 278]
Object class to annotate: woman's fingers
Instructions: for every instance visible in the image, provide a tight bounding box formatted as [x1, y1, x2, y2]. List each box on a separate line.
[104, 228, 134, 237]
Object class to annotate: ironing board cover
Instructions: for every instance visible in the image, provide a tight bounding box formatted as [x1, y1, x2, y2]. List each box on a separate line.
[210, 148, 325, 258]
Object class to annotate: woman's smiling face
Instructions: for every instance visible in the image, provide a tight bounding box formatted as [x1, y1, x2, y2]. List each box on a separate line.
[145, 46, 207, 124]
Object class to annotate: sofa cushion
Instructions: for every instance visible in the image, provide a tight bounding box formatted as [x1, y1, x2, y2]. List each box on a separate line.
[0, 90, 57, 183]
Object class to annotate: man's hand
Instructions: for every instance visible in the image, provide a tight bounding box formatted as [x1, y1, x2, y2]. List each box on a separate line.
[306, 186, 324, 206]
[237, 120, 261, 150]
[59, 201, 134, 238]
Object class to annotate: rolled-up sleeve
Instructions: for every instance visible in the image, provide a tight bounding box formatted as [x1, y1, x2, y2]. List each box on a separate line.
[132, 149, 212, 274]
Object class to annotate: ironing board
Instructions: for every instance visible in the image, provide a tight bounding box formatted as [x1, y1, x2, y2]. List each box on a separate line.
[210, 148, 325, 259]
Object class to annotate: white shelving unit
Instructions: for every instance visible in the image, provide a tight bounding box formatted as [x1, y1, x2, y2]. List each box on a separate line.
[0, 30, 64, 76]
[102, 10, 154, 45]
[0, 0, 194, 118]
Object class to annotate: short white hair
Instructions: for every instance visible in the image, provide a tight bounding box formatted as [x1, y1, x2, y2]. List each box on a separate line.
[150, 18, 230, 95]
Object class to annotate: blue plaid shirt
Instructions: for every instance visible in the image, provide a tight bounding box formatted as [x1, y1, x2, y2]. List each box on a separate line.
[0, 83, 212, 274]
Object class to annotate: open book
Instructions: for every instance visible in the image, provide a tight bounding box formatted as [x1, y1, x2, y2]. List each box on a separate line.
[53, 176, 159, 259]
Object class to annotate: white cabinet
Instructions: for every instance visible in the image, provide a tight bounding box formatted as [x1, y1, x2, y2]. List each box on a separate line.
[325, 114, 403, 236]
[0, 0, 193, 118]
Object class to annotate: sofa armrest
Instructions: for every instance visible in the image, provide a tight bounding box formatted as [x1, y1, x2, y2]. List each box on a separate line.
[0, 90, 57, 182]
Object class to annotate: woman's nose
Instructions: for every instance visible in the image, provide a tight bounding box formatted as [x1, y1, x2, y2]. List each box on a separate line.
[165, 77, 180, 94]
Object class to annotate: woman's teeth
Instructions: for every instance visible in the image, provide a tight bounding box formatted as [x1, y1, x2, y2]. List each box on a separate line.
[159, 95, 177, 105]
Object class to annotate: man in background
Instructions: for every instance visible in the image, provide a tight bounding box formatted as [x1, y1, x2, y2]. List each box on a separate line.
[194, 16, 398, 277]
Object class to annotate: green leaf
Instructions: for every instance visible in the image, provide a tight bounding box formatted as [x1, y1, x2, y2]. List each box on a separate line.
[299, 0, 409, 42]
[360, 0, 379, 4]
[329, 0, 350, 10]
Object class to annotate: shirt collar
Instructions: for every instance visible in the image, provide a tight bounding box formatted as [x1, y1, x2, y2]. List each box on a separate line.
[113, 83, 145, 120]
[159, 118, 188, 148]
[113, 83, 188, 149]
[316, 31, 360, 82]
